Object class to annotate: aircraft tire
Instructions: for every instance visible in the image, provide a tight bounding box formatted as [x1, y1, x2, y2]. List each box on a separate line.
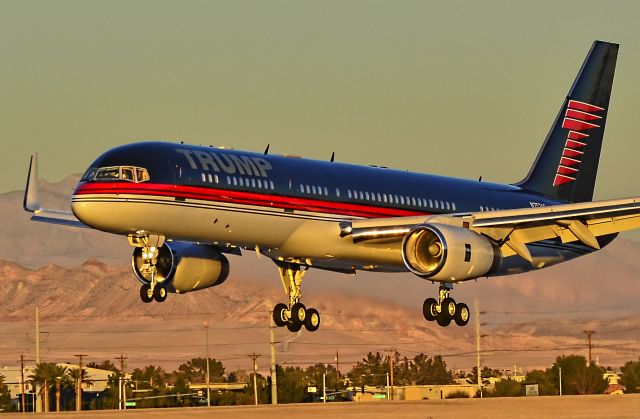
[273, 303, 289, 327]
[304, 308, 320, 332]
[436, 313, 452, 327]
[441, 297, 456, 319]
[140, 284, 153, 303]
[287, 320, 302, 333]
[423, 298, 438, 321]
[153, 285, 168, 303]
[454, 303, 470, 326]
[291, 302, 306, 325]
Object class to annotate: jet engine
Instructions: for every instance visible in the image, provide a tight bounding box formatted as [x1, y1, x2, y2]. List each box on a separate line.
[132, 242, 229, 293]
[401, 223, 500, 281]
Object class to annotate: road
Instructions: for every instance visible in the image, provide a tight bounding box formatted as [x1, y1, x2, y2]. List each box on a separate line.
[4, 394, 640, 418]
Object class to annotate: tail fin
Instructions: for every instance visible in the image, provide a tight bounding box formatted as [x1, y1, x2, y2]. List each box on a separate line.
[516, 41, 618, 203]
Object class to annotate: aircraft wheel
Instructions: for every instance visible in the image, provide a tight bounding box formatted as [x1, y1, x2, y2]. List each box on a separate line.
[454, 303, 470, 326]
[423, 298, 438, 321]
[273, 303, 289, 327]
[436, 312, 452, 327]
[304, 308, 321, 332]
[153, 285, 168, 303]
[441, 297, 456, 319]
[140, 284, 153, 303]
[291, 302, 306, 325]
[287, 320, 302, 333]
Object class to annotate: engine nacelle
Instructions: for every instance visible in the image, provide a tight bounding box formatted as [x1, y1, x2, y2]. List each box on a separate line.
[132, 242, 230, 293]
[401, 223, 499, 281]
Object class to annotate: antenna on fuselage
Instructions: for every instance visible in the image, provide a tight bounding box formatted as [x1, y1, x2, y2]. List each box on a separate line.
[330, 152, 335, 162]
[264, 144, 270, 155]
[478, 176, 482, 182]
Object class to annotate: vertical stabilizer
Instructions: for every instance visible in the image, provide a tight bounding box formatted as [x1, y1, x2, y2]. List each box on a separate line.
[516, 41, 618, 203]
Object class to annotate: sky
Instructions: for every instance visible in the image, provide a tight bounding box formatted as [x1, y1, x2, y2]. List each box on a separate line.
[2, 0, 640, 202]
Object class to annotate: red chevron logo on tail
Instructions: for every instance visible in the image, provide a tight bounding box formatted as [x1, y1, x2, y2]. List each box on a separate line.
[553, 100, 605, 187]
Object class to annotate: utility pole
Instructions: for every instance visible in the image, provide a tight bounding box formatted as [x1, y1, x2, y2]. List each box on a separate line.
[248, 353, 261, 405]
[335, 349, 340, 378]
[559, 366, 563, 396]
[323, 373, 326, 403]
[204, 321, 210, 407]
[74, 354, 87, 411]
[115, 354, 127, 410]
[269, 312, 278, 405]
[583, 330, 595, 364]
[20, 354, 26, 413]
[384, 348, 396, 400]
[475, 302, 483, 398]
[35, 306, 41, 413]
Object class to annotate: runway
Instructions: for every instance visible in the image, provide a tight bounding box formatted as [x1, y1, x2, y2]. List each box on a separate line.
[4, 394, 639, 418]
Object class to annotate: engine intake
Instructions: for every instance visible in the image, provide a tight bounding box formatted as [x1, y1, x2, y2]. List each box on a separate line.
[402, 223, 499, 281]
[132, 242, 229, 293]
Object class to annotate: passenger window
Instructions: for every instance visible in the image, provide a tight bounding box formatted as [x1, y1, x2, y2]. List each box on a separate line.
[411, 197, 416, 206]
[377, 193, 382, 201]
[365, 192, 370, 200]
[452, 202, 456, 211]
[305, 185, 310, 194]
[324, 187, 328, 196]
[251, 178, 256, 187]
[201, 173, 206, 182]
[214, 175, 219, 184]
[312, 185, 317, 194]
[270, 181, 275, 190]
[239, 178, 244, 186]
[429, 199, 433, 208]
[446, 202, 450, 210]
[435, 201, 439, 209]
[233, 177, 238, 186]
[400, 196, 405, 205]
[383, 194, 388, 203]
[336, 188, 340, 197]
[208, 174, 213, 183]
[359, 191, 364, 200]
[257, 179, 262, 188]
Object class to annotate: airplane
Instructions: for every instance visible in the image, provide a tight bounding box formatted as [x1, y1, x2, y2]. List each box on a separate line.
[23, 40, 640, 333]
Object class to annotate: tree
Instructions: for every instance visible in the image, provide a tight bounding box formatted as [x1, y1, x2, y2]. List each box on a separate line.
[468, 366, 501, 384]
[28, 362, 67, 412]
[177, 357, 225, 384]
[550, 355, 607, 395]
[489, 378, 521, 397]
[620, 359, 640, 393]
[0, 373, 14, 412]
[347, 352, 388, 386]
[525, 369, 557, 395]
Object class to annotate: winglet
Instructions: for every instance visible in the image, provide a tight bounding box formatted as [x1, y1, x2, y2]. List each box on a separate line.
[23, 153, 40, 212]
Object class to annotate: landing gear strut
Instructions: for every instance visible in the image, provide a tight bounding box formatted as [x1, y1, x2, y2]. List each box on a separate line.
[422, 283, 470, 327]
[132, 235, 169, 304]
[272, 262, 321, 332]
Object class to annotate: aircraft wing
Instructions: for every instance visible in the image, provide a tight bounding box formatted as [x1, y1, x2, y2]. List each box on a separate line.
[340, 197, 640, 262]
[23, 154, 87, 228]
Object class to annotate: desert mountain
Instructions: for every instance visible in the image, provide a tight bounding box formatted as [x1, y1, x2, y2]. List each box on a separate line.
[0, 177, 639, 372]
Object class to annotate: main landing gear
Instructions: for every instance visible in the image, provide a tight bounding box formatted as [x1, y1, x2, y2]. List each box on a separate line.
[272, 262, 321, 333]
[137, 244, 168, 304]
[423, 283, 470, 327]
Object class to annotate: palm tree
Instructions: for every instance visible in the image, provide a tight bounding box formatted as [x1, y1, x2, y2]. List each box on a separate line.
[28, 363, 70, 412]
[68, 368, 93, 410]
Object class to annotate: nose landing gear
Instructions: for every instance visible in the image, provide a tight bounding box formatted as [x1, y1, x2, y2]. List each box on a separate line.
[272, 262, 321, 332]
[137, 243, 168, 303]
[423, 283, 470, 327]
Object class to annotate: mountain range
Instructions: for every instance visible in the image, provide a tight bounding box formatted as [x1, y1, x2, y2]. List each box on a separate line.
[0, 176, 638, 374]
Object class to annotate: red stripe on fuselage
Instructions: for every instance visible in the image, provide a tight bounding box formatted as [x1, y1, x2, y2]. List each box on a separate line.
[73, 182, 430, 219]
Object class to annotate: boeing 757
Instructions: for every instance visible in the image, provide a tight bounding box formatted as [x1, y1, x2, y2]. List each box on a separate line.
[24, 41, 639, 332]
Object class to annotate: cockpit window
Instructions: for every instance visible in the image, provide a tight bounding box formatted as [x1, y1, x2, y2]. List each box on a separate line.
[136, 168, 150, 182]
[121, 167, 135, 181]
[95, 167, 121, 180]
[87, 166, 151, 183]
[81, 168, 97, 182]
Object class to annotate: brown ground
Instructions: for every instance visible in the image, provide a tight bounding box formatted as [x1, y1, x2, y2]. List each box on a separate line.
[3, 395, 640, 418]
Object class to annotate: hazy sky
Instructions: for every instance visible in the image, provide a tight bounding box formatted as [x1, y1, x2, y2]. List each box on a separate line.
[3, 0, 640, 201]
